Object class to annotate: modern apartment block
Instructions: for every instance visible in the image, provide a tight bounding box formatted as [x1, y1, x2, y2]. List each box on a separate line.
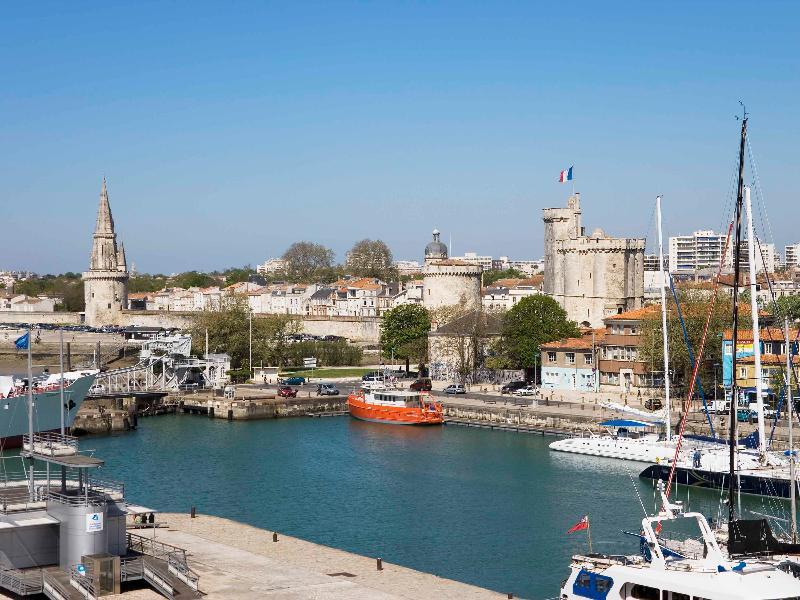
[668, 230, 733, 276]
[785, 243, 800, 268]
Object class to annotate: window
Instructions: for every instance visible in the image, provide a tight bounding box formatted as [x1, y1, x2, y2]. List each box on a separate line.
[665, 593, 690, 600]
[584, 353, 593, 365]
[629, 584, 659, 600]
[630, 326, 638, 335]
[739, 367, 747, 378]
[566, 352, 575, 364]
[548, 352, 556, 363]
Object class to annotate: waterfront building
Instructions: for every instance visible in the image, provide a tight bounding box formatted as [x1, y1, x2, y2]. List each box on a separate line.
[428, 310, 502, 381]
[391, 279, 424, 307]
[543, 193, 645, 328]
[668, 229, 733, 277]
[422, 230, 482, 312]
[721, 326, 800, 388]
[540, 329, 604, 391]
[597, 305, 662, 393]
[448, 251, 493, 271]
[492, 257, 545, 276]
[83, 179, 129, 326]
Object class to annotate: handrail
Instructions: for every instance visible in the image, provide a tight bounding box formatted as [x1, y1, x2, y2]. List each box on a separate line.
[42, 568, 75, 600]
[168, 551, 199, 589]
[0, 566, 43, 595]
[69, 564, 96, 599]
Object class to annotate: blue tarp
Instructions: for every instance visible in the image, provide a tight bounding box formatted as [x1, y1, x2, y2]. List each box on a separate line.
[600, 419, 655, 428]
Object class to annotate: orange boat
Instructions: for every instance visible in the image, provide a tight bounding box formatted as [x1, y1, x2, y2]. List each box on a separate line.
[347, 385, 443, 425]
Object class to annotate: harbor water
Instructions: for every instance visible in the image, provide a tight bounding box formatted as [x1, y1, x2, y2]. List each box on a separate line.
[42, 415, 798, 598]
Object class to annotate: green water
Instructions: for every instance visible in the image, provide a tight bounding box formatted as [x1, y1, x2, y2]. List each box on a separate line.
[66, 415, 794, 599]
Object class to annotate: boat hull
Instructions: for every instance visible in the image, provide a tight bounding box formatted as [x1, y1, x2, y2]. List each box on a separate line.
[0, 374, 94, 448]
[347, 396, 443, 425]
[550, 437, 675, 463]
[640, 463, 792, 499]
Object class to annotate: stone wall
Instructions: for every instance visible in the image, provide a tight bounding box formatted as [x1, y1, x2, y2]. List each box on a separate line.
[0, 311, 82, 325]
[0, 309, 381, 343]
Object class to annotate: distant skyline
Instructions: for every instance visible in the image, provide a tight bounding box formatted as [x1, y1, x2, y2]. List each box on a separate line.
[2, 2, 798, 274]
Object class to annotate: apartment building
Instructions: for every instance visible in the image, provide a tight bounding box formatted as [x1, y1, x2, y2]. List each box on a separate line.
[668, 230, 733, 276]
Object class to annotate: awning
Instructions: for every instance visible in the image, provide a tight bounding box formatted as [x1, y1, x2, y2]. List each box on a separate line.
[600, 419, 656, 428]
[126, 505, 158, 515]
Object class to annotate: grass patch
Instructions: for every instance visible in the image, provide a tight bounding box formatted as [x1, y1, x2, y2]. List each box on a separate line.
[280, 367, 373, 379]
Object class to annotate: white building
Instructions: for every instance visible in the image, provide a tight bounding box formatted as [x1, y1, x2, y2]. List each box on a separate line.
[394, 260, 422, 276]
[668, 230, 733, 276]
[736, 239, 777, 274]
[785, 244, 800, 269]
[0, 294, 57, 312]
[256, 258, 287, 275]
[482, 277, 543, 311]
[492, 257, 544, 275]
[449, 252, 493, 271]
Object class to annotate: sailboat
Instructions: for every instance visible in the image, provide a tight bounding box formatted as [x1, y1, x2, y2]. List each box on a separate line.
[549, 196, 720, 464]
[640, 115, 796, 499]
[558, 111, 800, 599]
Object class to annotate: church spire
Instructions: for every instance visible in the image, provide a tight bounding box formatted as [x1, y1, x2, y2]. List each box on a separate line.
[89, 178, 120, 271]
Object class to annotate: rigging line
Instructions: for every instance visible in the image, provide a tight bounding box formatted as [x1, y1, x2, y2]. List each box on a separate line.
[668, 273, 715, 437]
[747, 136, 776, 250]
[628, 472, 649, 517]
[664, 221, 735, 502]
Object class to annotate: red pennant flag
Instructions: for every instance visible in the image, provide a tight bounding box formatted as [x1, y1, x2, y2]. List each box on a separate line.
[567, 515, 589, 534]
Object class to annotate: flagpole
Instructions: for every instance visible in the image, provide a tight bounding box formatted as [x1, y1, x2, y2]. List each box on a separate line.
[27, 329, 34, 499]
[587, 515, 593, 554]
[59, 328, 65, 436]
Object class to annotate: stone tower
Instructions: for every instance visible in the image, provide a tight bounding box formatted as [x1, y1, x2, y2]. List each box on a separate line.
[82, 179, 129, 326]
[422, 229, 482, 311]
[543, 193, 644, 328]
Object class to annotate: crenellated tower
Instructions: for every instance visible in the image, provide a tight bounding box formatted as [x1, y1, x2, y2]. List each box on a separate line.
[82, 179, 129, 326]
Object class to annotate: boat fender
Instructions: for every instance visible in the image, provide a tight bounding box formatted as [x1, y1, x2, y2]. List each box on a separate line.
[655, 457, 660, 464]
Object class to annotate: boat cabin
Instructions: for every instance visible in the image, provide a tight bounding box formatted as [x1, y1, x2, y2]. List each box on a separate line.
[600, 419, 661, 440]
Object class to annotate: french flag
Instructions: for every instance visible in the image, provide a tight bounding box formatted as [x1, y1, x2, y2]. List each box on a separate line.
[558, 166, 574, 183]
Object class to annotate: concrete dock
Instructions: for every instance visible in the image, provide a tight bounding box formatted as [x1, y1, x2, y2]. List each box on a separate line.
[147, 513, 504, 599]
[0, 512, 506, 599]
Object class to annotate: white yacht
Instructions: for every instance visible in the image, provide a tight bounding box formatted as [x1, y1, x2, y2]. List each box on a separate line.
[549, 419, 677, 463]
[559, 510, 800, 599]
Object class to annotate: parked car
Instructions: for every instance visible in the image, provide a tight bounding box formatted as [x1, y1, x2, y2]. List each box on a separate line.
[410, 378, 433, 391]
[644, 398, 663, 411]
[444, 384, 466, 395]
[277, 385, 297, 398]
[513, 385, 538, 397]
[280, 376, 306, 386]
[89, 384, 105, 394]
[702, 400, 730, 415]
[501, 380, 527, 394]
[317, 383, 340, 396]
[737, 408, 754, 423]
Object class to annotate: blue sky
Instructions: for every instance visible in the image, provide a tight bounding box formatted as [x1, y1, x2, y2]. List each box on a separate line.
[2, 1, 798, 274]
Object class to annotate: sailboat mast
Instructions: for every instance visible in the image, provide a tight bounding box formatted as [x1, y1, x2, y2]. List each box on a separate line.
[745, 187, 766, 457]
[59, 328, 65, 436]
[27, 329, 34, 500]
[786, 316, 797, 542]
[728, 113, 748, 523]
[656, 195, 671, 442]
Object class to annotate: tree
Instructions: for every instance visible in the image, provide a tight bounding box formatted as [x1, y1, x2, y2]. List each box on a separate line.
[282, 242, 335, 282]
[772, 296, 800, 322]
[483, 268, 526, 286]
[498, 295, 579, 369]
[223, 266, 257, 285]
[172, 271, 218, 289]
[639, 290, 752, 392]
[380, 304, 431, 371]
[129, 274, 168, 293]
[190, 294, 300, 370]
[345, 239, 397, 281]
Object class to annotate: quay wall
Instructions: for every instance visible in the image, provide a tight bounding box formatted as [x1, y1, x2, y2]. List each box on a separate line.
[1, 310, 382, 343]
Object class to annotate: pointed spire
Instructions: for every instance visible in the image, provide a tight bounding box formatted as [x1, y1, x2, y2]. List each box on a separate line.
[94, 177, 115, 235]
[117, 241, 127, 272]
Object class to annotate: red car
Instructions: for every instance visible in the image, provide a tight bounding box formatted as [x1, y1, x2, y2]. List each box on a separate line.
[277, 386, 297, 398]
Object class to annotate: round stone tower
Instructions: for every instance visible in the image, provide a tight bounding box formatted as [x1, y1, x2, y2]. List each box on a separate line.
[82, 179, 129, 327]
[422, 229, 482, 311]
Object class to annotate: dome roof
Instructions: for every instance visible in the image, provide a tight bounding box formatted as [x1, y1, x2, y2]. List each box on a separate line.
[425, 229, 448, 260]
[591, 228, 606, 239]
